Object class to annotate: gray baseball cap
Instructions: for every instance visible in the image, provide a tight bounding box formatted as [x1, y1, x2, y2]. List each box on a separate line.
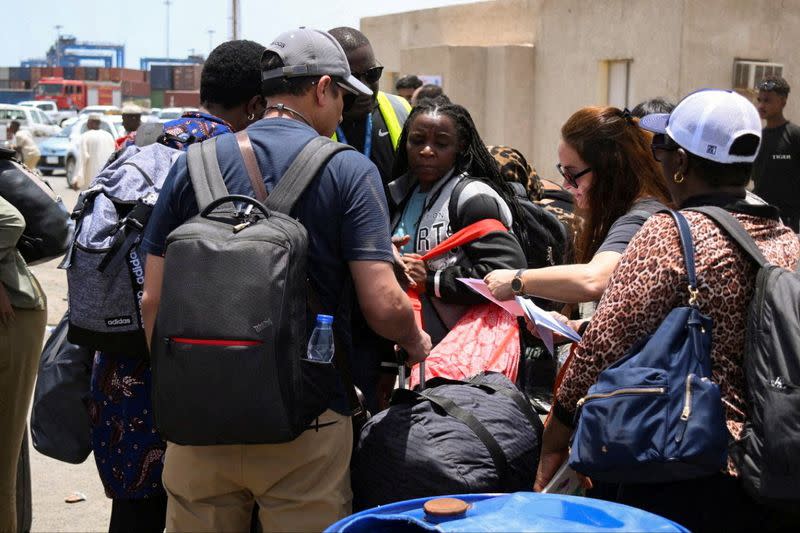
[262, 27, 372, 97]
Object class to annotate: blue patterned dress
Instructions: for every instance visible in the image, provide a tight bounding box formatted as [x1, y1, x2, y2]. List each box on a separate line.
[88, 111, 234, 500]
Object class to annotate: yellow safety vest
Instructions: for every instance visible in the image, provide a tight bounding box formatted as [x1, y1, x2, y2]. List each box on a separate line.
[333, 91, 411, 150]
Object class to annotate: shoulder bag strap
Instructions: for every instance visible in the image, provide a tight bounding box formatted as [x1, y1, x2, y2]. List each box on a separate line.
[687, 206, 770, 267]
[467, 374, 544, 432]
[666, 209, 699, 303]
[235, 130, 267, 202]
[265, 137, 354, 214]
[423, 392, 512, 488]
[187, 138, 229, 212]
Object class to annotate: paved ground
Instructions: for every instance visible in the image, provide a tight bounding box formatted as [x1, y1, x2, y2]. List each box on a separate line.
[25, 172, 113, 532]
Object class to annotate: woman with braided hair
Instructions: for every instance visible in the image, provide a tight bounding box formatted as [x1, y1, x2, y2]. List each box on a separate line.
[484, 106, 672, 310]
[388, 97, 528, 346]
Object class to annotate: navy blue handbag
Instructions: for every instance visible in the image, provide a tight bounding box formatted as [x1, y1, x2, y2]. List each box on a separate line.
[568, 210, 730, 483]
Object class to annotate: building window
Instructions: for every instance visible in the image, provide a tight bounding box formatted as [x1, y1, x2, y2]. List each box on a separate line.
[733, 60, 784, 91]
[601, 59, 632, 109]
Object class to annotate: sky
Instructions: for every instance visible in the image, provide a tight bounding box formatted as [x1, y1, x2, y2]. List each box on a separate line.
[3, 0, 479, 69]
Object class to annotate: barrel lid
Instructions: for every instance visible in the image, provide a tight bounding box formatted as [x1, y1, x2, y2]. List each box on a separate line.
[423, 497, 470, 517]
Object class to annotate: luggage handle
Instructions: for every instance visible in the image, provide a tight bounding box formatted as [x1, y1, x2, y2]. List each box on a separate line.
[397, 357, 426, 390]
[199, 194, 269, 219]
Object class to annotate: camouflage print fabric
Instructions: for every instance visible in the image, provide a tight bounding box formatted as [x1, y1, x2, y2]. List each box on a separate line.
[488, 145, 544, 201]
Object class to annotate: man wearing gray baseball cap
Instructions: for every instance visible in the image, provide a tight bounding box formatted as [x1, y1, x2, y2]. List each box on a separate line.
[142, 27, 430, 532]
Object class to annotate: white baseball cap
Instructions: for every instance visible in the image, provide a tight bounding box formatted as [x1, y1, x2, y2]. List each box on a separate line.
[639, 89, 762, 164]
[262, 27, 372, 97]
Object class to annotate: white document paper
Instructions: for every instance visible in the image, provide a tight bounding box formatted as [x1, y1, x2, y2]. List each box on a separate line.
[457, 278, 582, 355]
[540, 461, 585, 496]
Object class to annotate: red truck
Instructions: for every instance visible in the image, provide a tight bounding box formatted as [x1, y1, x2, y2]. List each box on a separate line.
[34, 77, 122, 111]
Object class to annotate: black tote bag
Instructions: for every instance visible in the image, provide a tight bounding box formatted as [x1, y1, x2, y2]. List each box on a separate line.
[30, 311, 94, 464]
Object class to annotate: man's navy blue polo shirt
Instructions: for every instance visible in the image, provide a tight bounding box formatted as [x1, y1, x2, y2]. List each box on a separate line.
[141, 117, 395, 415]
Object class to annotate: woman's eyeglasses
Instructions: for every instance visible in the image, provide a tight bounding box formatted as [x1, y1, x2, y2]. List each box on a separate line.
[651, 133, 680, 162]
[556, 163, 592, 188]
[351, 65, 384, 84]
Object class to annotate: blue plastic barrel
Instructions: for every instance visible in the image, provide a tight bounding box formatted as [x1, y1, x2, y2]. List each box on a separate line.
[325, 492, 689, 532]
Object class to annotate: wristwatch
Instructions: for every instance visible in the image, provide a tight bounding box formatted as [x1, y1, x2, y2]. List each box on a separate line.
[510, 269, 526, 296]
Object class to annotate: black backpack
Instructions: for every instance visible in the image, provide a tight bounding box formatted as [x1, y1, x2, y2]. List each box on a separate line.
[450, 178, 568, 270]
[689, 206, 800, 508]
[352, 372, 542, 510]
[151, 136, 352, 445]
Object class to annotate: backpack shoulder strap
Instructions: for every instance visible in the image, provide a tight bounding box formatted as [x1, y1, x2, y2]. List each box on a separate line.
[687, 206, 770, 267]
[187, 137, 229, 212]
[265, 137, 353, 214]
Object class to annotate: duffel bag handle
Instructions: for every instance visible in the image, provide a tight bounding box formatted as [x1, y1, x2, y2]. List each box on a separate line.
[199, 194, 270, 219]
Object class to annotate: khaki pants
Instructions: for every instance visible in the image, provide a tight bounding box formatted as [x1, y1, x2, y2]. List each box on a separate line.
[163, 410, 352, 533]
[0, 305, 47, 532]
[23, 154, 40, 170]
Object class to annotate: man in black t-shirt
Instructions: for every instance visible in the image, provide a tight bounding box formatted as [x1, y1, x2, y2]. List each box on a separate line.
[752, 76, 800, 231]
[328, 27, 411, 187]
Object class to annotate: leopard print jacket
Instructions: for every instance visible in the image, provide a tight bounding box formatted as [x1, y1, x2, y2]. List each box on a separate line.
[555, 211, 799, 476]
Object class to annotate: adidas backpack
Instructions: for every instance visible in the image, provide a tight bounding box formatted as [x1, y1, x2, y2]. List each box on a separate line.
[60, 143, 182, 355]
[690, 206, 800, 509]
[151, 135, 352, 445]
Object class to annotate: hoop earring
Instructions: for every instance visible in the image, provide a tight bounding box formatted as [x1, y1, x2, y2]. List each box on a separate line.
[247, 113, 255, 121]
[673, 171, 685, 184]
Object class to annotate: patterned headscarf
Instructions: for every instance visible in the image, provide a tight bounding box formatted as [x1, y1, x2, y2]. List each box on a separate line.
[487, 145, 544, 201]
[159, 112, 234, 151]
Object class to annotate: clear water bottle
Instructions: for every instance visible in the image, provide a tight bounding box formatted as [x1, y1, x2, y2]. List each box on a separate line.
[306, 314, 335, 362]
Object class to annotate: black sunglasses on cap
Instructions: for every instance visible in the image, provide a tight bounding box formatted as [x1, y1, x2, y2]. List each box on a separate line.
[556, 163, 592, 188]
[351, 65, 384, 84]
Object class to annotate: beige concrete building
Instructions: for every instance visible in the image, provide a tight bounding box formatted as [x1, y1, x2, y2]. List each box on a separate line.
[363, 0, 798, 181]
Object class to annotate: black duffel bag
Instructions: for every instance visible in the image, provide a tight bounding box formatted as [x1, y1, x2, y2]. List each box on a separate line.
[0, 147, 73, 265]
[351, 372, 543, 510]
[30, 311, 94, 464]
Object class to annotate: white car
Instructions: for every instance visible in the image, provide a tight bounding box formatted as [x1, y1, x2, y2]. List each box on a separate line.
[18, 100, 77, 126]
[79, 105, 121, 116]
[38, 115, 125, 179]
[0, 103, 61, 139]
[157, 107, 199, 123]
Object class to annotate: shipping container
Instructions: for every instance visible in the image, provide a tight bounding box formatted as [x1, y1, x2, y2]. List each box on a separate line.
[149, 89, 165, 108]
[150, 65, 173, 90]
[30, 67, 43, 83]
[0, 89, 34, 104]
[119, 68, 146, 83]
[98, 67, 112, 82]
[74, 67, 86, 80]
[63, 66, 76, 80]
[122, 80, 150, 97]
[9, 67, 31, 81]
[0, 67, 9, 80]
[172, 65, 203, 91]
[164, 90, 200, 107]
[9, 80, 29, 90]
[84, 67, 99, 81]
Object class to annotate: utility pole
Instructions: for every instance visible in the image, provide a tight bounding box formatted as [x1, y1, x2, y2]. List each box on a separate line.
[54, 25, 63, 66]
[165, 0, 172, 58]
[231, 0, 240, 40]
[207, 29, 215, 54]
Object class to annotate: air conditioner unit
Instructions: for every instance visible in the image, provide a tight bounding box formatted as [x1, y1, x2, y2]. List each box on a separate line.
[733, 60, 784, 90]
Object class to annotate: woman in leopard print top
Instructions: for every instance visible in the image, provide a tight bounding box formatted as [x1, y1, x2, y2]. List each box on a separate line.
[538, 90, 800, 531]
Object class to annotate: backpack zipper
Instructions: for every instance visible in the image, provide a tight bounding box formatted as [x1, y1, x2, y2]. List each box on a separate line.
[576, 386, 665, 408]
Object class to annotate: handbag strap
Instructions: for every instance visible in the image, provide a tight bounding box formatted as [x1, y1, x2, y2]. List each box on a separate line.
[666, 210, 700, 308]
[235, 130, 267, 202]
[467, 374, 544, 433]
[423, 392, 512, 489]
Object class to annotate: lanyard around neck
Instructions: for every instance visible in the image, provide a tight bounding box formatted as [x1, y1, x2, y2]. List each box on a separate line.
[336, 113, 373, 159]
